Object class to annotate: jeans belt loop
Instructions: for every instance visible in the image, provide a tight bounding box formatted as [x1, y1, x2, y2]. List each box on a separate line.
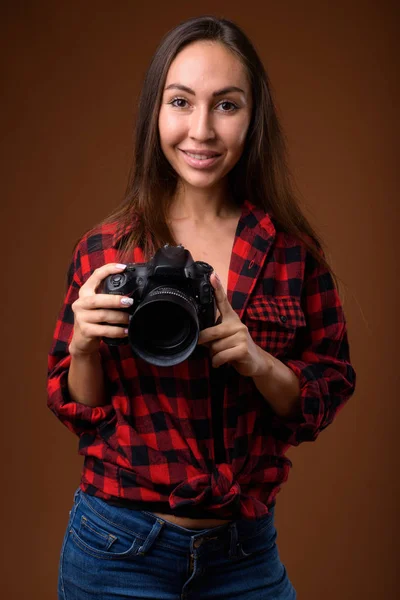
[228, 522, 239, 558]
[137, 518, 165, 556]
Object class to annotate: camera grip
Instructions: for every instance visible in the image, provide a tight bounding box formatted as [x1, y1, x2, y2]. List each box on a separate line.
[101, 334, 128, 346]
[101, 321, 129, 347]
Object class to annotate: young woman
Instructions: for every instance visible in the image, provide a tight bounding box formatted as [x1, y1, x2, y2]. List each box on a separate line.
[48, 15, 356, 600]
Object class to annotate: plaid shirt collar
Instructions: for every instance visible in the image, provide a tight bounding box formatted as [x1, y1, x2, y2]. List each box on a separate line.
[112, 199, 275, 244]
[111, 199, 276, 319]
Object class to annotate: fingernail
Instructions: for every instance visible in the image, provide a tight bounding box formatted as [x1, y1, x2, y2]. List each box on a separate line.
[120, 297, 133, 306]
[116, 263, 127, 269]
[214, 272, 221, 283]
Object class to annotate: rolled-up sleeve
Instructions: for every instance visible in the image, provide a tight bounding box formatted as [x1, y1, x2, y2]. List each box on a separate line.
[270, 247, 356, 446]
[47, 243, 114, 437]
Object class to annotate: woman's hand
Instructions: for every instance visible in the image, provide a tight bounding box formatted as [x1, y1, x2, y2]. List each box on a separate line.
[69, 263, 133, 356]
[197, 272, 269, 377]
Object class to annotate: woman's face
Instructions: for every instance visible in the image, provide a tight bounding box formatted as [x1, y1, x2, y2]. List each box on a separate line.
[158, 41, 252, 193]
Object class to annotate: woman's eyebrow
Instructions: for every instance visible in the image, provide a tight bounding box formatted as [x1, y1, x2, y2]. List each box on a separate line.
[164, 83, 246, 97]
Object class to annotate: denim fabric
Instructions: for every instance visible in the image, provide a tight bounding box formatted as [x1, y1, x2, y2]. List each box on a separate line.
[58, 487, 296, 599]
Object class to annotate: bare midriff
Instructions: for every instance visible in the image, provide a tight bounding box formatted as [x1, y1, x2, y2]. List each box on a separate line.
[152, 512, 233, 529]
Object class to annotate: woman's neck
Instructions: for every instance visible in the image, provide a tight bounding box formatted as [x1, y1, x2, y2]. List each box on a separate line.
[168, 182, 239, 225]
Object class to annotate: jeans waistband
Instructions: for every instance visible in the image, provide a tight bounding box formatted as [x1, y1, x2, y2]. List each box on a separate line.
[75, 487, 275, 559]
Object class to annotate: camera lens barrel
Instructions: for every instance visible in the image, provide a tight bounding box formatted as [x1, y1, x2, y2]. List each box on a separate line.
[128, 286, 200, 367]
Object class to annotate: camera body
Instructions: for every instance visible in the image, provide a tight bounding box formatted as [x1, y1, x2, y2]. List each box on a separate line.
[101, 244, 216, 366]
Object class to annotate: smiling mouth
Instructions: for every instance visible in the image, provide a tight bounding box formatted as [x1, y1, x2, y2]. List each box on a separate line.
[179, 150, 222, 160]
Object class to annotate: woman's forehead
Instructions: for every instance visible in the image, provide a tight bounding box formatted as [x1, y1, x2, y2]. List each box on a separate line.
[165, 41, 250, 93]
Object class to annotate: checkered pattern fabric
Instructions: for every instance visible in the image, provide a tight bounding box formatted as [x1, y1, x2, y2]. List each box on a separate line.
[47, 199, 356, 520]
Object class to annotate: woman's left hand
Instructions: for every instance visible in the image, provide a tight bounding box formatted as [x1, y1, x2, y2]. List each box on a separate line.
[197, 272, 269, 377]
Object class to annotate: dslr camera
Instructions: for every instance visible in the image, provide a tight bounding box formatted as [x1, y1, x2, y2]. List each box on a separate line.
[101, 244, 216, 367]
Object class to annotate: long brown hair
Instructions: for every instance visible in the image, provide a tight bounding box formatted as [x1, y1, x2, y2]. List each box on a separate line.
[90, 15, 339, 288]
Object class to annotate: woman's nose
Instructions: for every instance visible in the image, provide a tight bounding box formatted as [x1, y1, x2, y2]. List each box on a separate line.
[189, 107, 216, 141]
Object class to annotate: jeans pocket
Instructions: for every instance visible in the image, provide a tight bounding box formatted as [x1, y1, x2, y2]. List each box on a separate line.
[68, 496, 142, 560]
[236, 522, 293, 596]
[239, 520, 278, 558]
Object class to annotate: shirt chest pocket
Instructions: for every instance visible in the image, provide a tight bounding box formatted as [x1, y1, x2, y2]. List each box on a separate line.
[244, 295, 306, 358]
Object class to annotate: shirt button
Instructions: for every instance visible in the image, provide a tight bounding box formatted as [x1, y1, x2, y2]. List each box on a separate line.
[280, 315, 287, 323]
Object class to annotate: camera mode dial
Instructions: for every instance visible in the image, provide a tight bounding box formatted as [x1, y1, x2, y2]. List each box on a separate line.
[110, 273, 127, 289]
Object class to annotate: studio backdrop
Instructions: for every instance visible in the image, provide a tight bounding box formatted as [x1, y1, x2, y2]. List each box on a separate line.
[1, 1, 398, 599]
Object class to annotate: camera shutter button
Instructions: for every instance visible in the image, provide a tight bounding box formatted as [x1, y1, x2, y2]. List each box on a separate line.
[196, 261, 213, 273]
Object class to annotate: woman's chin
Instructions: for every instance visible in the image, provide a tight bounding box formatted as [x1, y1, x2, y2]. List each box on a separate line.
[176, 170, 226, 191]
[181, 180, 221, 192]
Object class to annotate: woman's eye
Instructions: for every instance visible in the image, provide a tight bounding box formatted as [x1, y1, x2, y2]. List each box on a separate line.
[168, 98, 238, 112]
[170, 98, 188, 108]
[218, 101, 238, 112]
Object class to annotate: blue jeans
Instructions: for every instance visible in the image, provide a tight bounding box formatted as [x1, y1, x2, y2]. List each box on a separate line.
[58, 487, 296, 599]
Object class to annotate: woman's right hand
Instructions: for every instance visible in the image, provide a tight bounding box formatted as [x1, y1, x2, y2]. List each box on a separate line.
[69, 263, 133, 356]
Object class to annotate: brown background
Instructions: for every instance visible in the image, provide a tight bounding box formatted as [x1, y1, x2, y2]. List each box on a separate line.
[1, 1, 398, 598]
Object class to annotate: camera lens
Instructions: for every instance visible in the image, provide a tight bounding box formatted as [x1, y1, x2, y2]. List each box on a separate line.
[127, 287, 199, 367]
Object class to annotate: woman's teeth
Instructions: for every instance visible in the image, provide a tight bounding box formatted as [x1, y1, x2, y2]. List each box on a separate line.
[185, 152, 218, 160]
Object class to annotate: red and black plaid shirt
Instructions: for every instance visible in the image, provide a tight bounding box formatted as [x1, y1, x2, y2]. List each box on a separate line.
[47, 199, 356, 520]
